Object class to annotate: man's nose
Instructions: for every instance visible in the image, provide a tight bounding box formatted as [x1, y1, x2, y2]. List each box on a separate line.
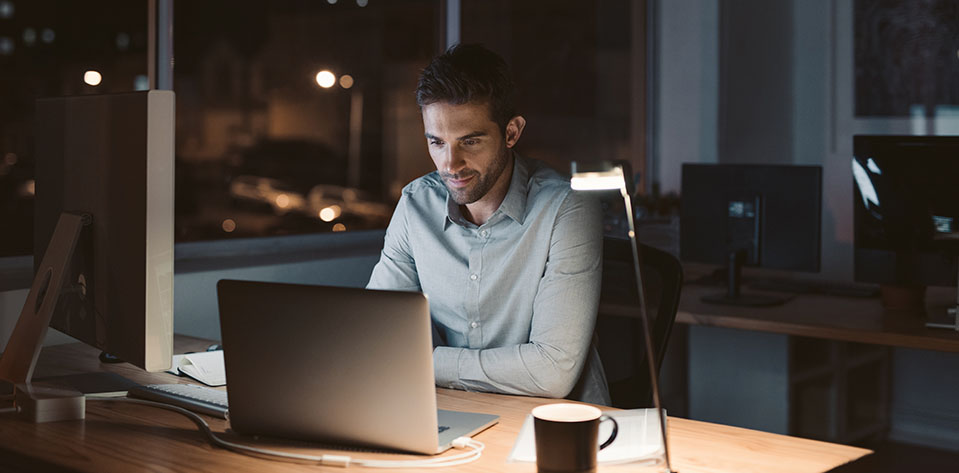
[443, 147, 466, 174]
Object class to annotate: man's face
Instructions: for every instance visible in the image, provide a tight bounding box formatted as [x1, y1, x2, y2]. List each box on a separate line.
[422, 101, 512, 205]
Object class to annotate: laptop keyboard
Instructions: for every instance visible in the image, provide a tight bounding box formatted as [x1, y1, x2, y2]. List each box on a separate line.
[128, 383, 229, 419]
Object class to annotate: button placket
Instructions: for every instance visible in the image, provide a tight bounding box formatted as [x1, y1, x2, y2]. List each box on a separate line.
[466, 239, 483, 348]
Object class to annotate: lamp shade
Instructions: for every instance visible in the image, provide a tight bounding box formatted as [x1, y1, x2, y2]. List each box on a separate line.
[569, 162, 626, 191]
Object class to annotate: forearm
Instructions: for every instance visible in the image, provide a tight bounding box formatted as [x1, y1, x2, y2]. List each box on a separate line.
[433, 341, 588, 398]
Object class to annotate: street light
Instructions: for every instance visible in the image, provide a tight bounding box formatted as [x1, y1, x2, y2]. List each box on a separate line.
[315, 70, 336, 88]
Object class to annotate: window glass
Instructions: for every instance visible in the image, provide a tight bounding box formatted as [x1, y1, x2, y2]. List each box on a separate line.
[854, 0, 959, 117]
[460, 0, 636, 178]
[0, 0, 146, 257]
[174, 0, 438, 242]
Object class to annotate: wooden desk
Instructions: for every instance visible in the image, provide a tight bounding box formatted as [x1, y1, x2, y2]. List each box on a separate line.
[0, 337, 870, 472]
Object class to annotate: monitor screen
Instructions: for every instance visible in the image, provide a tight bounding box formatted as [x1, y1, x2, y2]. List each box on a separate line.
[680, 164, 822, 272]
[853, 135, 959, 287]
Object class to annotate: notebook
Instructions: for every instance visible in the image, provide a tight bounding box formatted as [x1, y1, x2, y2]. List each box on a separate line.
[166, 351, 226, 386]
[215, 280, 498, 455]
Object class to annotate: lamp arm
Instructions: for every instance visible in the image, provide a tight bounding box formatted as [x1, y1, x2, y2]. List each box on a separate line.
[621, 187, 675, 472]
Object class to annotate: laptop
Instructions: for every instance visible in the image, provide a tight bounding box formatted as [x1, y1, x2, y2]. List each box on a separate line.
[215, 279, 499, 454]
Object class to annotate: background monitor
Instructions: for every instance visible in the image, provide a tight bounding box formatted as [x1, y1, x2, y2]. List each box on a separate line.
[680, 163, 822, 306]
[32, 91, 174, 372]
[853, 135, 959, 288]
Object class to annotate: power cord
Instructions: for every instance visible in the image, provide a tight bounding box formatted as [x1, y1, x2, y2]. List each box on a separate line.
[86, 397, 485, 468]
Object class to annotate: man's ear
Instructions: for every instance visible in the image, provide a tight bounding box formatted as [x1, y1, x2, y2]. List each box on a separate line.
[505, 116, 526, 148]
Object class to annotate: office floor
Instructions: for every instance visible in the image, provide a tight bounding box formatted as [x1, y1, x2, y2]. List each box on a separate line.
[829, 441, 959, 472]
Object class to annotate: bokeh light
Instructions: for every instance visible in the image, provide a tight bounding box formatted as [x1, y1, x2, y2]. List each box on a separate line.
[84, 70, 102, 86]
[315, 70, 336, 88]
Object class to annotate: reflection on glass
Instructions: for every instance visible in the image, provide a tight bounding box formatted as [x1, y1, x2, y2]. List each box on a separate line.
[852, 159, 880, 208]
[932, 216, 956, 235]
[0, 1, 13, 19]
[23, 28, 36, 45]
[134, 74, 149, 91]
[0, 37, 14, 55]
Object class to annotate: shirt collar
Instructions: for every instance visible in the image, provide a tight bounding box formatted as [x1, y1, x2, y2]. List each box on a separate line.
[443, 152, 530, 230]
[498, 152, 529, 225]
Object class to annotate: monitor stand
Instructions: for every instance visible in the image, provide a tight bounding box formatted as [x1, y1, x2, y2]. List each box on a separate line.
[701, 250, 788, 307]
[925, 260, 959, 331]
[0, 213, 90, 422]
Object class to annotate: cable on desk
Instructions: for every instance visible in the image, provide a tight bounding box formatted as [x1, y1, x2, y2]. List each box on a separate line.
[87, 397, 484, 469]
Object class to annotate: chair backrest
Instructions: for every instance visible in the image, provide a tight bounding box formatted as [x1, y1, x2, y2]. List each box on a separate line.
[596, 236, 684, 408]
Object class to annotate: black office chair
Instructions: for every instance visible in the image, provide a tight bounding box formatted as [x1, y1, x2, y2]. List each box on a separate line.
[596, 236, 684, 408]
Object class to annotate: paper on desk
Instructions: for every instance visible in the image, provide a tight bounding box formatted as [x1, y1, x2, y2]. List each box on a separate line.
[507, 408, 665, 465]
[165, 351, 226, 387]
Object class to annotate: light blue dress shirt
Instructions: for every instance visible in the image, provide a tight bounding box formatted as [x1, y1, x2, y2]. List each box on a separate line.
[367, 154, 610, 405]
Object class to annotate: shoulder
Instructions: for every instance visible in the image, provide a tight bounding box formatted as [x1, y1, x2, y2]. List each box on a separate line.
[400, 171, 447, 201]
[521, 157, 600, 222]
[524, 157, 574, 202]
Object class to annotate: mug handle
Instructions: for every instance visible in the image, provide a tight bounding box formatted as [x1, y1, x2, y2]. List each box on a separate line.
[598, 415, 619, 450]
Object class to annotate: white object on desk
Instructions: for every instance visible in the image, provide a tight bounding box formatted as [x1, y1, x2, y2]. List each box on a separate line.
[165, 351, 226, 387]
[507, 408, 665, 465]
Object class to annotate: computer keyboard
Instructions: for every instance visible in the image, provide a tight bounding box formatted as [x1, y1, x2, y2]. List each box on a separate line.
[128, 383, 229, 419]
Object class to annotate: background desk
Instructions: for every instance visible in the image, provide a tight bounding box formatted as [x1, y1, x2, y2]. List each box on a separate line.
[0, 336, 869, 473]
[677, 284, 959, 352]
[652, 278, 959, 447]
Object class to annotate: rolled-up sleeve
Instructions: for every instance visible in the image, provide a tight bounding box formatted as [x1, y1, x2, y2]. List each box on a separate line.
[367, 193, 421, 292]
[432, 190, 603, 398]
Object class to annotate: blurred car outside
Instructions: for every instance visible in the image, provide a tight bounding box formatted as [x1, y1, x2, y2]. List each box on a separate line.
[307, 184, 391, 226]
[229, 175, 308, 216]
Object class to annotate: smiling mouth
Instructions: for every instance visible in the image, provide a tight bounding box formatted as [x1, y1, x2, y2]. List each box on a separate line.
[445, 174, 475, 188]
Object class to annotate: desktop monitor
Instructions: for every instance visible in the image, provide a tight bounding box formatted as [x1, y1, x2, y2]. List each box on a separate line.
[680, 163, 822, 306]
[852, 135, 959, 288]
[0, 91, 174, 395]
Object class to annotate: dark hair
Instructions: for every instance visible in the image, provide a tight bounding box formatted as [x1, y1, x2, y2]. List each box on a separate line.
[415, 44, 516, 132]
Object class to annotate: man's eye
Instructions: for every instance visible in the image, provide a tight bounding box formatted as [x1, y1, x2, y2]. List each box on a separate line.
[463, 139, 478, 146]
[429, 140, 444, 146]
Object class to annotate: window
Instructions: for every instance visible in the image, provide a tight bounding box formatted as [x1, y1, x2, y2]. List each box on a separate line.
[2, 0, 647, 254]
[173, 0, 439, 242]
[0, 0, 147, 257]
[461, 0, 643, 190]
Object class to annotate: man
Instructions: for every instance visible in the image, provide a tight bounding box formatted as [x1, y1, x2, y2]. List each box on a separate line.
[367, 44, 608, 405]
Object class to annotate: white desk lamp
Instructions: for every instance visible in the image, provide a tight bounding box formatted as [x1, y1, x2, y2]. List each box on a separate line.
[570, 162, 675, 473]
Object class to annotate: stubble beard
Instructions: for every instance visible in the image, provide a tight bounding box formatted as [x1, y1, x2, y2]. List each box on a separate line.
[442, 148, 511, 205]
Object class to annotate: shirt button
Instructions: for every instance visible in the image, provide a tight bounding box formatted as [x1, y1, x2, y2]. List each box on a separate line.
[469, 274, 478, 281]
[480, 229, 489, 238]
[470, 321, 479, 329]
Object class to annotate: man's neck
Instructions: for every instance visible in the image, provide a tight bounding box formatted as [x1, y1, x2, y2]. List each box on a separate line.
[462, 153, 515, 226]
